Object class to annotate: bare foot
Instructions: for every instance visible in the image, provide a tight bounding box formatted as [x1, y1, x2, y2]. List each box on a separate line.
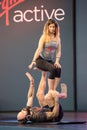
[25, 72, 34, 84]
[59, 83, 67, 98]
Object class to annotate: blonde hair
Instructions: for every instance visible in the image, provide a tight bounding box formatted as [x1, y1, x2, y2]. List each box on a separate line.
[42, 19, 60, 43]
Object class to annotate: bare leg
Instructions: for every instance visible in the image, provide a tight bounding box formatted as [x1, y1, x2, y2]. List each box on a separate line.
[48, 78, 60, 90]
[45, 90, 55, 107]
[45, 90, 59, 119]
[45, 83, 67, 110]
[48, 79, 55, 90]
[53, 77, 60, 90]
[36, 71, 48, 107]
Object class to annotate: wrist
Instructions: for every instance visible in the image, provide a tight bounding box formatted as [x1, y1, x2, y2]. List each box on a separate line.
[55, 60, 59, 63]
[32, 60, 36, 63]
[56, 57, 60, 61]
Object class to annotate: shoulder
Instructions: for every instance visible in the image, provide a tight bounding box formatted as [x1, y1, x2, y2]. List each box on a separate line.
[39, 34, 45, 41]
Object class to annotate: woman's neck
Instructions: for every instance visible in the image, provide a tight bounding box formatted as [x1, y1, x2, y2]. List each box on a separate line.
[50, 34, 56, 41]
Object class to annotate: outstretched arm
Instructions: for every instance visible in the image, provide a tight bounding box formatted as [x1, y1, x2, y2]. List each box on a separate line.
[17, 72, 34, 122]
[25, 72, 35, 107]
[28, 35, 45, 69]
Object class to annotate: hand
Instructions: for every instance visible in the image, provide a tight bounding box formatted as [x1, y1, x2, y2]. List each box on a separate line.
[28, 62, 36, 69]
[54, 62, 61, 68]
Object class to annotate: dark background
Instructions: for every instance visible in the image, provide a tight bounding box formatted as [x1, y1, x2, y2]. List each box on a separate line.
[0, 0, 87, 111]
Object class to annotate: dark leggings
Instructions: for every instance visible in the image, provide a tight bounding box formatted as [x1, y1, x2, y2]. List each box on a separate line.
[36, 56, 61, 79]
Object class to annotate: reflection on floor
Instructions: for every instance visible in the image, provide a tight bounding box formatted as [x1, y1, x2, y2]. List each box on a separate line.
[0, 112, 87, 130]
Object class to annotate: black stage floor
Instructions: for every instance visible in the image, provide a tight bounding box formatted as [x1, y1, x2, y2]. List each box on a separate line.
[0, 112, 87, 130]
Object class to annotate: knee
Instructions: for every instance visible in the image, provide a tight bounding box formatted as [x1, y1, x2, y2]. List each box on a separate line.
[36, 92, 44, 101]
[55, 67, 61, 78]
[36, 92, 41, 100]
[56, 67, 61, 73]
[45, 90, 52, 100]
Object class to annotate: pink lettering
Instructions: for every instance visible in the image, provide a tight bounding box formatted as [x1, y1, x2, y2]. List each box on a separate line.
[0, 0, 24, 26]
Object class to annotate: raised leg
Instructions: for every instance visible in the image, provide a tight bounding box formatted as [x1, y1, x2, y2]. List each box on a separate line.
[36, 71, 48, 107]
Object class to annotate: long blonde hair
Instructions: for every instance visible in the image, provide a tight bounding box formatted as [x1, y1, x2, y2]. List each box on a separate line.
[42, 19, 60, 43]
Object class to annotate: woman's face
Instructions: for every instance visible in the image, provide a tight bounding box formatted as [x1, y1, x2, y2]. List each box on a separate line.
[48, 23, 56, 34]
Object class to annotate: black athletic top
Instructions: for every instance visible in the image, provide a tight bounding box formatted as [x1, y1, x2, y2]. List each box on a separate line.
[18, 104, 63, 124]
[29, 104, 63, 122]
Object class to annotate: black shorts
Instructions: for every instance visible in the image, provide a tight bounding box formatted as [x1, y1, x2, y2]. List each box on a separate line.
[36, 56, 61, 79]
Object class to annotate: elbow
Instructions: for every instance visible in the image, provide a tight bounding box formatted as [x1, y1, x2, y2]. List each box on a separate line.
[37, 48, 42, 54]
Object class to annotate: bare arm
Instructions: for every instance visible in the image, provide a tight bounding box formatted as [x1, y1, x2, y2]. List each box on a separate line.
[25, 72, 35, 107]
[54, 38, 61, 68]
[56, 25, 61, 62]
[29, 35, 45, 69]
[56, 38, 61, 62]
[17, 72, 34, 121]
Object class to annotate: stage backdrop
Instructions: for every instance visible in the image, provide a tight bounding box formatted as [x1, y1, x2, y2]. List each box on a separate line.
[0, 0, 74, 111]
